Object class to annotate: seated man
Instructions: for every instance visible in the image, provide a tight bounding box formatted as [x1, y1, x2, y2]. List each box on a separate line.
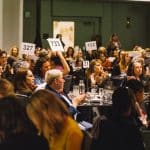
[37, 69, 86, 116]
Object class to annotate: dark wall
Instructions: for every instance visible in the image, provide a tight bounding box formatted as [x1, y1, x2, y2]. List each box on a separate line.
[23, 0, 150, 49]
[23, 0, 36, 43]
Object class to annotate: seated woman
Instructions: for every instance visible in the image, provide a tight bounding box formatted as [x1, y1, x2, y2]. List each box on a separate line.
[0, 95, 49, 150]
[34, 56, 51, 85]
[65, 46, 75, 64]
[91, 87, 145, 150]
[0, 50, 14, 81]
[97, 47, 112, 72]
[7, 45, 20, 67]
[111, 51, 131, 76]
[126, 79, 148, 128]
[65, 46, 75, 75]
[86, 59, 109, 89]
[70, 49, 86, 85]
[13, 68, 37, 96]
[26, 89, 83, 150]
[106, 33, 122, 56]
[127, 59, 144, 81]
[127, 58, 150, 91]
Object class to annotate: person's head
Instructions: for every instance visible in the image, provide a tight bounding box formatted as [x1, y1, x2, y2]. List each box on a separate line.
[112, 87, 135, 119]
[89, 59, 103, 74]
[0, 95, 30, 140]
[98, 46, 106, 54]
[125, 52, 131, 64]
[9, 46, 19, 57]
[39, 48, 49, 58]
[56, 34, 62, 40]
[34, 57, 51, 78]
[119, 51, 131, 72]
[0, 51, 7, 66]
[66, 46, 74, 57]
[120, 51, 131, 64]
[126, 79, 144, 104]
[112, 49, 120, 58]
[50, 55, 62, 67]
[14, 68, 35, 95]
[111, 33, 119, 42]
[45, 69, 65, 93]
[0, 79, 14, 98]
[34, 47, 41, 57]
[22, 54, 29, 61]
[97, 52, 107, 63]
[26, 69, 35, 87]
[134, 61, 143, 75]
[26, 89, 69, 140]
[130, 61, 143, 78]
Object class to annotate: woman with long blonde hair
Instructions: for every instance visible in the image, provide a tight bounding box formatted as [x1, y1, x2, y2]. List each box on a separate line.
[26, 89, 83, 150]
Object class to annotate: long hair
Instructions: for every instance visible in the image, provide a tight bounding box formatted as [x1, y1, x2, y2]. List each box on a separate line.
[13, 68, 32, 95]
[119, 51, 129, 71]
[66, 46, 74, 58]
[112, 87, 135, 120]
[26, 89, 69, 141]
[127, 60, 144, 78]
[86, 59, 102, 79]
[9, 46, 19, 57]
[33, 56, 50, 77]
[0, 95, 30, 141]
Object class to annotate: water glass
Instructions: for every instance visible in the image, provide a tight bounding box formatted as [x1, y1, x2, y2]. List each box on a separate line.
[85, 92, 92, 105]
[73, 85, 79, 96]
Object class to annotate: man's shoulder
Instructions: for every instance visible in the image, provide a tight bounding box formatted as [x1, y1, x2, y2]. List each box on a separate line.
[35, 83, 46, 92]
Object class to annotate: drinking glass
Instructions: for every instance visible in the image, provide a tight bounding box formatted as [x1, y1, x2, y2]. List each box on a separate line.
[73, 85, 79, 96]
[99, 88, 104, 100]
[86, 92, 92, 105]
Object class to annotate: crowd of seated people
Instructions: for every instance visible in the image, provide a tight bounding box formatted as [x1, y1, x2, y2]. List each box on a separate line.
[0, 33, 150, 149]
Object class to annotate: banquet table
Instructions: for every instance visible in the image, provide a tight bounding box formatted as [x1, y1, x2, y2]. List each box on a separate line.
[77, 103, 112, 123]
[76, 91, 113, 123]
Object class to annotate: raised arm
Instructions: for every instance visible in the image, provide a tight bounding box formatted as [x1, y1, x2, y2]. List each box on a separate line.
[56, 51, 70, 75]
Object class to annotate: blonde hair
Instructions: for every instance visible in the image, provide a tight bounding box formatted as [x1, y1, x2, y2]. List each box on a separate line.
[9, 45, 19, 57]
[86, 59, 102, 78]
[119, 51, 129, 71]
[26, 89, 69, 142]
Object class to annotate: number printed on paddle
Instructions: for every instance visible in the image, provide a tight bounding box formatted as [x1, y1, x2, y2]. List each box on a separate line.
[47, 38, 64, 51]
[21, 42, 35, 55]
[83, 60, 89, 68]
[85, 41, 97, 51]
